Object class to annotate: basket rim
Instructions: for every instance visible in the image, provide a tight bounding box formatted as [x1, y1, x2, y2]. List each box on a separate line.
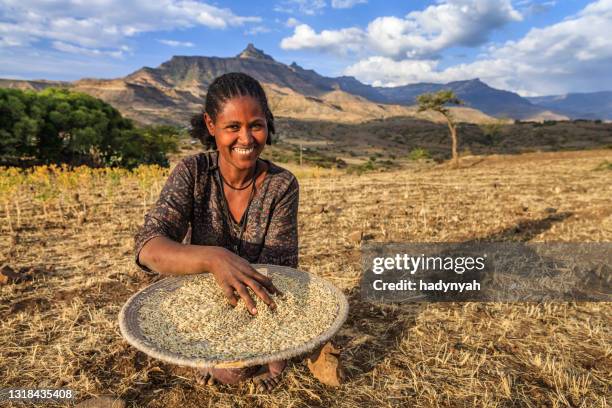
[118, 264, 349, 368]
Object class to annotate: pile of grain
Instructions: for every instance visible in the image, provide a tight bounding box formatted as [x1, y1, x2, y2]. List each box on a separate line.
[137, 271, 339, 360]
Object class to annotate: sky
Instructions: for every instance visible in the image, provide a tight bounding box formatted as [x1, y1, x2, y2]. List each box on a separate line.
[0, 0, 609, 96]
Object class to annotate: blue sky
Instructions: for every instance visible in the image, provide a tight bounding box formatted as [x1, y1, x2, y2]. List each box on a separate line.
[0, 0, 610, 96]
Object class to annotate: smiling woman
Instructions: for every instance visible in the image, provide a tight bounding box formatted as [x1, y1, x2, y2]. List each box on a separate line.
[134, 72, 299, 391]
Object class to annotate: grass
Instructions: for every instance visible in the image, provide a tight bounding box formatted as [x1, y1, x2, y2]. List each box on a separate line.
[594, 160, 612, 171]
[1, 148, 611, 407]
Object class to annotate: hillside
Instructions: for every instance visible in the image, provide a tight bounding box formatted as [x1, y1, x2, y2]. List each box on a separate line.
[264, 116, 612, 169]
[371, 79, 567, 120]
[0, 78, 69, 90]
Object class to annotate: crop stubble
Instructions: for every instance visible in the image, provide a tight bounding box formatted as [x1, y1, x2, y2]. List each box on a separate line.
[1, 149, 611, 407]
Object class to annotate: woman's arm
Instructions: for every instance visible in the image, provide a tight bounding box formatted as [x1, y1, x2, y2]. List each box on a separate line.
[140, 237, 280, 314]
[134, 158, 194, 274]
[138, 236, 218, 275]
[258, 176, 299, 268]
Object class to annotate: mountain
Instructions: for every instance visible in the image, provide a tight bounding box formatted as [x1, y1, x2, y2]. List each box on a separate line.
[527, 91, 612, 120]
[0, 78, 69, 90]
[282, 65, 565, 120]
[371, 79, 567, 120]
[0, 43, 578, 124]
[0, 44, 496, 126]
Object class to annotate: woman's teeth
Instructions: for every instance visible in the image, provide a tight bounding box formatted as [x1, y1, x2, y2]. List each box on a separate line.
[232, 147, 254, 155]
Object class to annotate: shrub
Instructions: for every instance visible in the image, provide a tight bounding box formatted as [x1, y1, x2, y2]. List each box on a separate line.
[346, 159, 376, 175]
[479, 120, 505, 145]
[408, 147, 431, 161]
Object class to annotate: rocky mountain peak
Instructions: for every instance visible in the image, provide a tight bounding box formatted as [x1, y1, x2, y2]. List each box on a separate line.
[237, 43, 275, 61]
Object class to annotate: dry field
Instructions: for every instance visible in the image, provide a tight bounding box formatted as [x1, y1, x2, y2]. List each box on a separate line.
[1, 149, 611, 407]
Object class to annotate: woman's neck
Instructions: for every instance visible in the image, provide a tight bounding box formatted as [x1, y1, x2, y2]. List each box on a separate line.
[217, 153, 257, 187]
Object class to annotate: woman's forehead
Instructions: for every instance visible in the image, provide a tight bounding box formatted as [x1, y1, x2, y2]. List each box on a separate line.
[217, 95, 265, 121]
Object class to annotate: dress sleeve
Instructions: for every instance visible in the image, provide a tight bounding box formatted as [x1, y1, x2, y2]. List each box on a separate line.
[134, 158, 195, 274]
[258, 176, 299, 268]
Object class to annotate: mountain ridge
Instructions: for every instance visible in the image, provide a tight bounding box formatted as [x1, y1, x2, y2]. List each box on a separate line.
[2, 44, 608, 123]
[527, 91, 612, 120]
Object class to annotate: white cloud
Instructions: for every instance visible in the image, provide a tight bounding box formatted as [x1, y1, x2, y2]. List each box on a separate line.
[244, 26, 272, 35]
[368, 0, 522, 59]
[52, 41, 130, 58]
[344, 58, 442, 87]
[0, 47, 129, 79]
[285, 17, 301, 27]
[514, 0, 557, 15]
[280, 24, 366, 55]
[0, 0, 260, 56]
[345, 0, 612, 95]
[331, 0, 367, 9]
[274, 0, 326, 15]
[275, 0, 365, 13]
[280, 0, 522, 59]
[157, 39, 195, 47]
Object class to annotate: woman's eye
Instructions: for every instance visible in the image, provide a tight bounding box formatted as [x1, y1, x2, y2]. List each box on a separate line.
[251, 124, 263, 130]
[228, 125, 240, 131]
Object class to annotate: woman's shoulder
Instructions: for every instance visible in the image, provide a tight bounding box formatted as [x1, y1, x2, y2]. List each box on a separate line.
[175, 150, 218, 176]
[264, 160, 299, 191]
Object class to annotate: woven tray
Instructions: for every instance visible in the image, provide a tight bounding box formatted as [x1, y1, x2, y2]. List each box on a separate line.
[118, 264, 349, 369]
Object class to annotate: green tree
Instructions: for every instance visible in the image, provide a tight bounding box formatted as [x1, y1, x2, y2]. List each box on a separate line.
[417, 90, 463, 167]
[0, 88, 178, 168]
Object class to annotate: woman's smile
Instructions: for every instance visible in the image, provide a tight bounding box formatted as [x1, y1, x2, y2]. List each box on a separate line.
[232, 145, 256, 156]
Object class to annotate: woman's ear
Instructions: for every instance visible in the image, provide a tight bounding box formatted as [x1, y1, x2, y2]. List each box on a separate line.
[204, 113, 215, 137]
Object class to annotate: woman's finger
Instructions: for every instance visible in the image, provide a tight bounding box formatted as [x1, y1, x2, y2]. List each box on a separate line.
[243, 266, 282, 296]
[243, 278, 276, 310]
[221, 284, 238, 307]
[234, 282, 258, 315]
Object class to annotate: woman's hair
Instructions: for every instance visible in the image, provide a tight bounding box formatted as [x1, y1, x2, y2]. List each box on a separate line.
[190, 72, 275, 150]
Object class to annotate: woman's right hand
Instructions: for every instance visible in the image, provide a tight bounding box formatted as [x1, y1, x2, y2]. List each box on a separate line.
[206, 246, 281, 315]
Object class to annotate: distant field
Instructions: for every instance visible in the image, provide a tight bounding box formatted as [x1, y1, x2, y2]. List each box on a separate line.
[1, 149, 611, 407]
[262, 117, 612, 169]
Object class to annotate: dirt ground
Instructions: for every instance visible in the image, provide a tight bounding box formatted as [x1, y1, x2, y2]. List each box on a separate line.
[1, 149, 611, 407]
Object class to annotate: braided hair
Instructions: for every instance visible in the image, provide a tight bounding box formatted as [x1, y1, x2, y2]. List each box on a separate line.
[190, 72, 275, 150]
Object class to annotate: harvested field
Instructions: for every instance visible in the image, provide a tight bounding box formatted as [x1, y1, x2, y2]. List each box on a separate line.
[1, 148, 611, 407]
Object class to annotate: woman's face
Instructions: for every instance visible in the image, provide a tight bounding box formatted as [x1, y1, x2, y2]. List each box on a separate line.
[204, 95, 268, 171]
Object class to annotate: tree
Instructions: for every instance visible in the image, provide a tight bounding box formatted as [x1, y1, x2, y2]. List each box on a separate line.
[417, 90, 463, 167]
[0, 88, 178, 168]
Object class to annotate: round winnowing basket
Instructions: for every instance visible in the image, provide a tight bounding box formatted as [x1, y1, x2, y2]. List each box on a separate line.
[118, 264, 349, 369]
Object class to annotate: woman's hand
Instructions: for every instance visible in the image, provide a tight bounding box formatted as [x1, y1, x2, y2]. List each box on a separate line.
[207, 246, 281, 315]
[138, 237, 280, 315]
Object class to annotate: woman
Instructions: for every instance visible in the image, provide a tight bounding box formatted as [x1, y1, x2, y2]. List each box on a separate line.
[134, 72, 298, 391]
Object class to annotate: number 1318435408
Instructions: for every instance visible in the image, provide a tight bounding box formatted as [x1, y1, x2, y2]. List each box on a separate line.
[0, 388, 75, 402]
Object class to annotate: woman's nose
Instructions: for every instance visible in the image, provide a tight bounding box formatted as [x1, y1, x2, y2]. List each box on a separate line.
[238, 127, 254, 144]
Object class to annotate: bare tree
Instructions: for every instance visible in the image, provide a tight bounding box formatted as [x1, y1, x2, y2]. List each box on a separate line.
[417, 90, 463, 167]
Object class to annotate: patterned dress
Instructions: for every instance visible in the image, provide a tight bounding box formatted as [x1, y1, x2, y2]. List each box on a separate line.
[134, 150, 299, 275]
